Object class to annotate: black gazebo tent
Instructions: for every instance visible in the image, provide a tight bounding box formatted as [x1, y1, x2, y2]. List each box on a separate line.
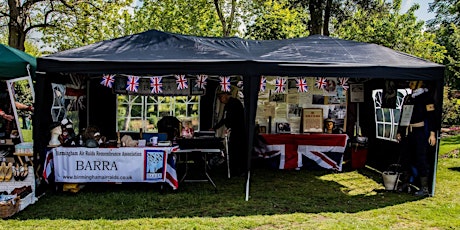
[36, 29, 445, 197]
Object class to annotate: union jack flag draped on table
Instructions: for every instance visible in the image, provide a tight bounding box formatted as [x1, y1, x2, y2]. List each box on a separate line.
[274, 77, 286, 93]
[100, 74, 115, 88]
[295, 77, 308, 92]
[42, 149, 54, 183]
[298, 141, 347, 171]
[260, 76, 267, 92]
[126, 75, 140, 92]
[315, 77, 327, 90]
[337, 77, 349, 91]
[175, 75, 188, 90]
[219, 76, 231, 92]
[166, 146, 180, 190]
[195, 75, 208, 89]
[150, 76, 163, 93]
[257, 134, 348, 171]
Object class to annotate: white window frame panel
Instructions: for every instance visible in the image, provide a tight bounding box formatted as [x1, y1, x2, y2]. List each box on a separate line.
[372, 89, 409, 142]
[117, 95, 200, 132]
[117, 94, 145, 131]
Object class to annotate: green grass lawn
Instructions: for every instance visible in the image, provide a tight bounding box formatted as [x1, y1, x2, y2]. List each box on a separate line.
[2, 137, 460, 229]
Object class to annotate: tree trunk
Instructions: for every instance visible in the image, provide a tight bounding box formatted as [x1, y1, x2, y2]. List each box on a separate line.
[7, 0, 26, 51]
[323, 0, 332, 36]
[308, 0, 323, 35]
[213, 0, 236, 37]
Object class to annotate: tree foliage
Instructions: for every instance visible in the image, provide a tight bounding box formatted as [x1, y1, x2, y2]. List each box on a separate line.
[1, 0, 134, 52]
[442, 86, 460, 126]
[40, 0, 134, 51]
[428, 0, 460, 27]
[333, 0, 445, 64]
[245, 0, 309, 40]
[429, 1, 460, 89]
[434, 24, 460, 88]
[131, 0, 224, 37]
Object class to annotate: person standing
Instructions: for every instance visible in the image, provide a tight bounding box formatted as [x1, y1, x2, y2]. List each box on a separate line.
[396, 81, 436, 196]
[212, 91, 246, 177]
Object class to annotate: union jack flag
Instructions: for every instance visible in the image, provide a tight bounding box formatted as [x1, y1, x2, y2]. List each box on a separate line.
[195, 75, 208, 89]
[126, 75, 139, 92]
[219, 76, 231, 92]
[100, 74, 115, 88]
[150, 76, 163, 93]
[296, 77, 308, 92]
[175, 75, 188, 90]
[260, 76, 267, 92]
[42, 149, 53, 183]
[274, 77, 286, 93]
[337, 77, 349, 91]
[166, 148, 179, 190]
[315, 77, 327, 90]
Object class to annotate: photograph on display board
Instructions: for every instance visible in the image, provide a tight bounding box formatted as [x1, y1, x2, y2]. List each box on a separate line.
[350, 84, 364, 102]
[325, 96, 343, 104]
[325, 78, 337, 93]
[312, 95, 325, 104]
[269, 93, 286, 102]
[276, 122, 291, 133]
[259, 125, 267, 134]
[326, 105, 347, 132]
[288, 104, 302, 118]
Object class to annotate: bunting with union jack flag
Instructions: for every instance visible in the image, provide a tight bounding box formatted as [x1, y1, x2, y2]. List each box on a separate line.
[194, 75, 208, 89]
[295, 77, 308, 93]
[126, 75, 140, 92]
[274, 77, 286, 93]
[175, 75, 188, 90]
[219, 76, 231, 92]
[150, 76, 163, 94]
[100, 74, 115, 88]
[260, 76, 267, 92]
[315, 77, 327, 90]
[337, 77, 349, 91]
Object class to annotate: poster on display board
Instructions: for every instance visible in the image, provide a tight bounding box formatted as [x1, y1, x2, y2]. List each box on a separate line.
[302, 108, 323, 133]
[350, 84, 364, 102]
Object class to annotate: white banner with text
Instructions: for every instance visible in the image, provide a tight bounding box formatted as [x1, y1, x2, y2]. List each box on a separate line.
[52, 147, 178, 183]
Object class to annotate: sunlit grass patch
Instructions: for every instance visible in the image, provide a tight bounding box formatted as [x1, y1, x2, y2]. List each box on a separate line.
[319, 171, 384, 196]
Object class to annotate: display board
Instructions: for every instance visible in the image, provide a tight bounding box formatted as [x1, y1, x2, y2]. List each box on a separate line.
[255, 77, 348, 134]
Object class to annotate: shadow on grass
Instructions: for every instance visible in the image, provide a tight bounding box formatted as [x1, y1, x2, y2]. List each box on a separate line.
[449, 167, 460, 172]
[13, 162, 425, 220]
[440, 135, 460, 145]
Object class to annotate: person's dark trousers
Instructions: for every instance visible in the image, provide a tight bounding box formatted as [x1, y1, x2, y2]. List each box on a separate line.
[399, 126, 430, 194]
[228, 129, 247, 177]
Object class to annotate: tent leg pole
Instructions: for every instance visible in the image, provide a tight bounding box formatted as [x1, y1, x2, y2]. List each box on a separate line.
[245, 170, 251, 201]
